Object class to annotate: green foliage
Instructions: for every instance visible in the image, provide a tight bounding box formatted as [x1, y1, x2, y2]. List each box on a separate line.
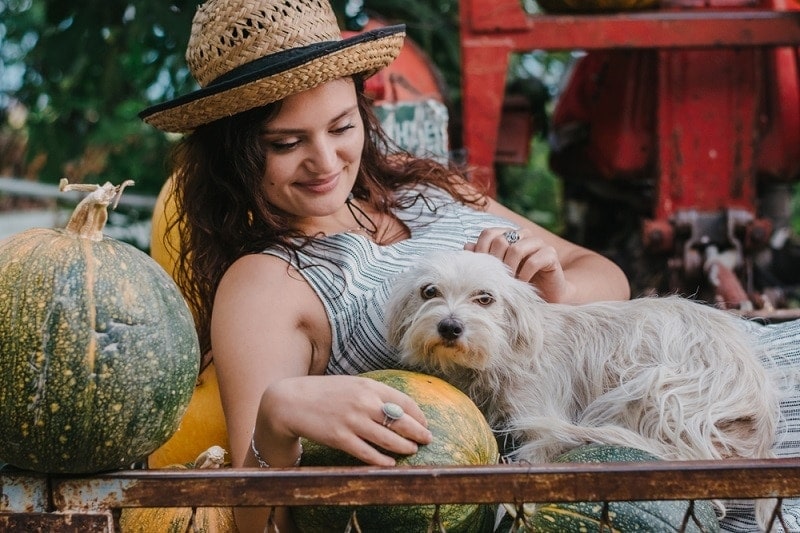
[1, 0, 198, 194]
[336, 0, 462, 105]
[496, 137, 563, 234]
[794, 187, 800, 236]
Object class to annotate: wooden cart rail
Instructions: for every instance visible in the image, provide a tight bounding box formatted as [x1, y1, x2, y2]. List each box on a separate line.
[3, 458, 800, 531]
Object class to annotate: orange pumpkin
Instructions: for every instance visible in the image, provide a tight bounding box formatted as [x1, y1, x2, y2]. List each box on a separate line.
[150, 177, 182, 280]
[120, 446, 236, 532]
[148, 179, 229, 468]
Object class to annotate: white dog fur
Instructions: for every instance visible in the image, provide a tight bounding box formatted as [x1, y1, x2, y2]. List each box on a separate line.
[386, 250, 785, 526]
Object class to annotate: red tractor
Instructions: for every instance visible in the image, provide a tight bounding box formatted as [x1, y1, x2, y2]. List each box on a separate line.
[460, 0, 800, 319]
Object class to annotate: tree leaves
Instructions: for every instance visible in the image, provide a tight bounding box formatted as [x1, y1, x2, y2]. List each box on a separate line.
[1, 1, 198, 193]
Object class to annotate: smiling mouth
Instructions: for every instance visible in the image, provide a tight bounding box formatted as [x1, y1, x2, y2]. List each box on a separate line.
[298, 174, 340, 194]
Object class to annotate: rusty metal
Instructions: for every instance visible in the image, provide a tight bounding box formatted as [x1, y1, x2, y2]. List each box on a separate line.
[0, 470, 49, 513]
[0, 512, 114, 532]
[495, 93, 535, 165]
[4, 460, 800, 510]
[459, 0, 800, 192]
[465, 5, 800, 48]
[4, 459, 800, 529]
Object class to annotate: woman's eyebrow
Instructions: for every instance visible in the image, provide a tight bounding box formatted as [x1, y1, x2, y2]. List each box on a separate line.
[262, 106, 358, 135]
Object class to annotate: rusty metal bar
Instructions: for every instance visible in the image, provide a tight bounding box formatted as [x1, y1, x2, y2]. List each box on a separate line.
[0, 471, 49, 513]
[0, 512, 114, 532]
[0, 458, 789, 511]
[463, 10, 800, 51]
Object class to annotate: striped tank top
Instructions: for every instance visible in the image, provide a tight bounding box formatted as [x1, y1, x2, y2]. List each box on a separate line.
[262, 185, 516, 376]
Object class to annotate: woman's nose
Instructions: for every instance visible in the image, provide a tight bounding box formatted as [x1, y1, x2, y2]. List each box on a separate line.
[305, 140, 337, 173]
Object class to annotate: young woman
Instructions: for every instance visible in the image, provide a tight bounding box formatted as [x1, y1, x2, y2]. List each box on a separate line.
[139, 0, 632, 530]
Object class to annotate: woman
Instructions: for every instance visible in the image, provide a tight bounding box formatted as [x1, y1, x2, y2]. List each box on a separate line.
[140, 0, 630, 530]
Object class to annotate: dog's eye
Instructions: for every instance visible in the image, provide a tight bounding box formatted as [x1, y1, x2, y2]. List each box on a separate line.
[420, 284, 439, 299]
[474, 292, 495, 306]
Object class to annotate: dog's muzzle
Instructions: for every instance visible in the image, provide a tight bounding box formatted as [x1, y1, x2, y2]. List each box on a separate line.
[437, 317, 465, 341]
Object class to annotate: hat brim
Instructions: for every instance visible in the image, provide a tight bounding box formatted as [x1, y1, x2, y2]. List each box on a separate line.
[140, 25, 406, 133]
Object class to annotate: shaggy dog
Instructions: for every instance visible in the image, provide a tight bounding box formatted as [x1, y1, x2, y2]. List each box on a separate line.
[386, 250, 785, 525]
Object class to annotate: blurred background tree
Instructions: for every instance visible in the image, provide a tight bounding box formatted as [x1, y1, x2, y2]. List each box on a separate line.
[1, 0, 199, 193]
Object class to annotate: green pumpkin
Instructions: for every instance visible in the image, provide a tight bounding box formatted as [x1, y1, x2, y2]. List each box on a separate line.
[503, 444, 720, 532]
[0, 180, 200, 474]
[291, 369, 499, 533]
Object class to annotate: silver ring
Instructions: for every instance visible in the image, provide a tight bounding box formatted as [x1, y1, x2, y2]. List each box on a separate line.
[503, 230, 520, 245]
[381, 402, 404, 427]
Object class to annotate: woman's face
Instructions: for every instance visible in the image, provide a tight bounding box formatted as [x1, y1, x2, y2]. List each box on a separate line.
[260, 78, 365, 228]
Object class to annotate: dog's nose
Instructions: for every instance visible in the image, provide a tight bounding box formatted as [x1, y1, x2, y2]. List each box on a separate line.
[437, 317, 464, 341]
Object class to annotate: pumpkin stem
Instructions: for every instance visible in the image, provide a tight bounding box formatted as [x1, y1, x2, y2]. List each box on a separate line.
[193, 445, 227, 469]
[59, 179, 135, 241]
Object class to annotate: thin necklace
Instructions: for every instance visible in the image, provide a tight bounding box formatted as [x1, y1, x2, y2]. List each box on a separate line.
[345, 193, 378, 235]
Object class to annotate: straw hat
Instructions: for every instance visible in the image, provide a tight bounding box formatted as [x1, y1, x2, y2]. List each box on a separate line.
[139, 0, 406, 133]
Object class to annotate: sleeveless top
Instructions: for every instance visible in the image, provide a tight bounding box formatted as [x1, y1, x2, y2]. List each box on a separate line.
[262, 185, 516, 376]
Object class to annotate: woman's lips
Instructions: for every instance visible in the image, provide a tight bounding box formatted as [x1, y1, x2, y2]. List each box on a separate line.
[296, 173, 340, 194]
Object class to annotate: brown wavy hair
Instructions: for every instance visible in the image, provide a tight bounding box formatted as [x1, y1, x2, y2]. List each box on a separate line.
[160, 76, 486, 363]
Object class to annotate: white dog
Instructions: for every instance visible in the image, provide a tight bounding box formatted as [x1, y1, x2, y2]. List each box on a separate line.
[386, 250, 785, 525]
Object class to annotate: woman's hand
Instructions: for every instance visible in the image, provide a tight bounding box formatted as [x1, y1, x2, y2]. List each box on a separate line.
[255, 374, 433, 466]
[465, 227, 570, 303]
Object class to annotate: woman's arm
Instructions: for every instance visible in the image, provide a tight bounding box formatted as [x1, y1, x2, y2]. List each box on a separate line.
[211, 253, 432, 532]
[472, 196, 631, 304]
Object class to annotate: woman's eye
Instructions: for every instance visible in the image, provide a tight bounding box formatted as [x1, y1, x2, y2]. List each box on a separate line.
[270, 139, 300, 151]
[474, 292, 495, 306]
[420, 284, 439, 299]
[332, 123, 355, 135]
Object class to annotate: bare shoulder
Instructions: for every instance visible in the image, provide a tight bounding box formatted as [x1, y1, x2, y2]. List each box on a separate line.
[216, 253, 319, 307]
[215, 252, 324, 324]
[212, 253, 330, 374]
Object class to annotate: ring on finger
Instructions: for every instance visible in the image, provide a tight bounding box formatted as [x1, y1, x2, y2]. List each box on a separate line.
[503, 230, 521, 245]
[381, 402, 404, 427]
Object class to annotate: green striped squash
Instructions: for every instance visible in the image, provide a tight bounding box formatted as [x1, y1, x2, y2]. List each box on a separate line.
[0, 181, 200, 474]
[291, 369, 499, 532]
[506, 444, 720, 532]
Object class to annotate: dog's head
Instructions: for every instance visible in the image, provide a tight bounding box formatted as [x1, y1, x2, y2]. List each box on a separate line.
[386, 250, 544, 374]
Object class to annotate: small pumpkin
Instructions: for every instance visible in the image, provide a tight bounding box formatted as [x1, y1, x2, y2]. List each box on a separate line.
[502, 444, 720, 532]
[0, 180, 200, 474]
[291, 369, 499, 533]
[148, 179, 230, 468]
[119, 446, 237, 533]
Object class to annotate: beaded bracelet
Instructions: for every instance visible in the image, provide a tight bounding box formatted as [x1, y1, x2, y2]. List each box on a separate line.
[250, 431, 303, 468]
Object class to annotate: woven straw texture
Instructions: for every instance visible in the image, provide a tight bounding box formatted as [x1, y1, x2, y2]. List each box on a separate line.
[141, 0, 405, 132]
[187, 0, 342, 87]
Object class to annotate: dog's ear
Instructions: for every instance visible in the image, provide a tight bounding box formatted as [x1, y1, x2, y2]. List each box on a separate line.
[501, 276, 546, 355]
[385, 272, 417, 347]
